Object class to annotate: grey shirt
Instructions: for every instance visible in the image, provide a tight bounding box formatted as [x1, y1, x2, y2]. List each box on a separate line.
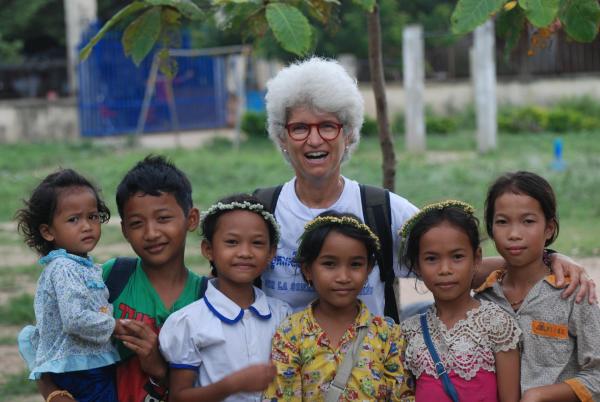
[476, 271, 600, 401]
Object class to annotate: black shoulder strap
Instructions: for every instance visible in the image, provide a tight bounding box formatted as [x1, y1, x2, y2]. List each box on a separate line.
[359, 184, 398, 322]
[197, 276, 208, 300]
[106, 257, 138, 303]
[252, 185, 284, 214]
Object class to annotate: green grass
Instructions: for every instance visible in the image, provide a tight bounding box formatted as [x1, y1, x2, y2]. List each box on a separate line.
[0, 294, 35, 325]
[0, 371, 37, 397]
[1, 131, 599, 256]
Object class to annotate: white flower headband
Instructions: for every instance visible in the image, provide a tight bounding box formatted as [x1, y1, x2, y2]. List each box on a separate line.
[201, 201, 280, 243]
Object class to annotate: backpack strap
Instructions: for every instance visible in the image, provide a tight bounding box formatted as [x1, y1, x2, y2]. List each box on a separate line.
[106, 257, 138, 303]
[359, 184, 399, 323]
[252, 185, 284, 214]
[197, 276, 208, 300]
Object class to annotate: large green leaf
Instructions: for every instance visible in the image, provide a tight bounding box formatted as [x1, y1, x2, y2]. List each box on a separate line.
[80, 1, 149, 61]
[351, 0, 375, 12]
[122, 7, 162, 65]
[451, 0, 506, 34]
[265, 3, 311, 56]
[496, 6, 526, 58]
[560, 0, 600, 42]
[519, 0, 560, 27]
[144, 0, 204, 20]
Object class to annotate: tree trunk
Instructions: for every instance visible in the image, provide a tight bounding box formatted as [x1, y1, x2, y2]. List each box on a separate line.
[367, 4, 396, 192]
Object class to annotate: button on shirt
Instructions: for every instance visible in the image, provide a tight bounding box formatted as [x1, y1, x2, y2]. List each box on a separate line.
[159, 279, 291, 402]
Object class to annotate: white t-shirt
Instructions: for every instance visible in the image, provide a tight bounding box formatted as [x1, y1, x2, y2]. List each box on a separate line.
[261, 176, 418, 316]
[159, 279, 291, 402]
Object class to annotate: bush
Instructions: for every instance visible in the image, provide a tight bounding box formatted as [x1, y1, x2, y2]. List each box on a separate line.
[426, 113, 457, 134]
[498, 105, 548, 133]
[361, 116, 379, 137]
[241, 111, 267, 138]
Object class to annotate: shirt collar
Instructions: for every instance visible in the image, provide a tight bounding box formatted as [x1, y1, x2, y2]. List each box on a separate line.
[302, 299, 371, 337]
[38, 248, 94, 268]
[474, 270, 570, 293]
[203, 278, 272, 325]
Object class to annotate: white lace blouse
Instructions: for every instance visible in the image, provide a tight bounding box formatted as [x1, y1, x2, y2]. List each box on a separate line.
[401, 300, 521, 380]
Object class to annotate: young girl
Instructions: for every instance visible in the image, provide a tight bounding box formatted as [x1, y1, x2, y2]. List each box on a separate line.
[16, 169, 120, 402]
[476, 171, 600, 401]
[263, 211, 415, 401]
[399, 200, 521, 402]
[159, 194, 291, 402]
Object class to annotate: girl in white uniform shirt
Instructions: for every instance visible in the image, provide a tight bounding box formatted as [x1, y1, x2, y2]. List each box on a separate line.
[159, 194, 291, 402]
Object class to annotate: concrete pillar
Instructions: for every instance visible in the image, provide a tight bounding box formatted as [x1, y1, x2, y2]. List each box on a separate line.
[472, 20, 497, 152]
[64, 0, 97, 94]
[403, 25, 426, 153]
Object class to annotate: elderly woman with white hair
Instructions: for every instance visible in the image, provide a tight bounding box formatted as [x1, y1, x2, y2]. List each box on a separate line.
[254, 56, 595, 322]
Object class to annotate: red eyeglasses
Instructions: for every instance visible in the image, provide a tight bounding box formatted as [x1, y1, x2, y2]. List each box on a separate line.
[285, 121, 343, 141]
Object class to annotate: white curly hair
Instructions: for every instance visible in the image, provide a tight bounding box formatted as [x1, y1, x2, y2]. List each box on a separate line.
[265, 56, 364, 162]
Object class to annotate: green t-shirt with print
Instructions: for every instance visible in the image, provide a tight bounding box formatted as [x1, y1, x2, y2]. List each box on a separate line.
[102, 257, 205, 402]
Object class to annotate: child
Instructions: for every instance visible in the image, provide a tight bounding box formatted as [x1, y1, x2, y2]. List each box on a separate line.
[476, 171, 600, 401]
[16, 169, 120, 402]
[30, 155, 208, 402]
[159, 193, 291, 402]
[400, 200, 521, 402]
[263, 211, 415, 401]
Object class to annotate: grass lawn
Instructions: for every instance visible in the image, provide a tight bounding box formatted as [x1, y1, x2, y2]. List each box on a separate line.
[1, 130, 598, 256]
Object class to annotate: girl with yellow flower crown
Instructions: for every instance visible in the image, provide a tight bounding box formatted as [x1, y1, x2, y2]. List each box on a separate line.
[263, 210, 414, 401]
[399, 201, 521, 402]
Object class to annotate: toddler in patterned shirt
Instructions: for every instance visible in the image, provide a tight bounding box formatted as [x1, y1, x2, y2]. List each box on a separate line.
[16, 169, 120, 402]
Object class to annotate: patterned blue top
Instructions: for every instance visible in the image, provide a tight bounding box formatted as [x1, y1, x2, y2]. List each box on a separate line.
[18, 249, 120, 379]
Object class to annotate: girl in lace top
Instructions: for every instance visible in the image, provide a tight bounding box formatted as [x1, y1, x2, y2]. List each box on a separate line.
[16, 169, 120, 402]
[399, 201, 521, 402]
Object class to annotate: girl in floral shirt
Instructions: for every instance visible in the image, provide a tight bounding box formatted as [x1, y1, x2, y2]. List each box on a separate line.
[263, 211, 415, 401]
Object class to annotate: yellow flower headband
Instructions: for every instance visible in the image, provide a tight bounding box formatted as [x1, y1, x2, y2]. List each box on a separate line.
[399, 200, 475, 240]
[303, 215, 381, 251]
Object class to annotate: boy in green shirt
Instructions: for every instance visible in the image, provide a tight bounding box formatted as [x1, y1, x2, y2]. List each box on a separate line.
[38, 155, 206, 402]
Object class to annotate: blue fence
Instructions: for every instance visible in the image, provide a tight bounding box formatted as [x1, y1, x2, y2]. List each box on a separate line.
[77, 26, 228, 137]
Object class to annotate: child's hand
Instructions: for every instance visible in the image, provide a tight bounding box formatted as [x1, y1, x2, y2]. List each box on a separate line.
[115, 319, 167, 381]
[227, 362, 277, 393]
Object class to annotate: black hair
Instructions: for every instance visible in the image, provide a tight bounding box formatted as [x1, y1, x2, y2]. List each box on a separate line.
[116, 155, 193, 218]
[484, 171, 559, 246]
[296, 211, 380, 283]
[201, 193, 279, 277]
[15, 169, 110, 256]
[402, 205, 480, 277]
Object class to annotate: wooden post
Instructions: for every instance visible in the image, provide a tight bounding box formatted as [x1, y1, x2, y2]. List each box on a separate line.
[472, 20, 497, 152]
[403, 25, 426, 153]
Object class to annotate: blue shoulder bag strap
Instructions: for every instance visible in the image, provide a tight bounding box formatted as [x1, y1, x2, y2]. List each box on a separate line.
[419, 313, 460, 402]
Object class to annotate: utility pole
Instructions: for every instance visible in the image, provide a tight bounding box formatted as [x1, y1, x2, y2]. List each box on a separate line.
[64, 0, 97, 94]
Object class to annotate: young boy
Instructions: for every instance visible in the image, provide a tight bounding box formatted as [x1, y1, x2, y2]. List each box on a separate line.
[34, 155, 206, 402]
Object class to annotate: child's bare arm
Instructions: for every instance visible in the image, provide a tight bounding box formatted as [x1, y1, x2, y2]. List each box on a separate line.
[169, 363, 276, 402]
[114, 319, 167, 382]
[520, 384, 578, 402]
[494, 348, 520, 402]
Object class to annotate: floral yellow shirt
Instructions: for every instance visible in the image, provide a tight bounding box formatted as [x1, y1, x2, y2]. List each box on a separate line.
[262, 301, 415, 401]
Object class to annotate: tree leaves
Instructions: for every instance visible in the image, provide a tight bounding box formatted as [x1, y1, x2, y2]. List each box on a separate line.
[519, 0, 560, 27]
[351, 0, 376, 12]
[561, 0, 600, 42]
[80, 1, 150, 61]
[144, 0, 204, 21]
[496, 6, 526, 57]
[451, 0, 507, 34]
[265, 3, 311, 56]
[122, 7, 162, 66]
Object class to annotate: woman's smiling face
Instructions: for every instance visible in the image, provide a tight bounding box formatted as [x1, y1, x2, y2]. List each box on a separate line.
[280, 106, 348, 183]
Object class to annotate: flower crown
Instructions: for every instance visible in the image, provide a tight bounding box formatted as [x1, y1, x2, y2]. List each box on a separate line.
[201, 201, 280, 243]
[302, 215, 381, 251]
[400, 200, 475, 240]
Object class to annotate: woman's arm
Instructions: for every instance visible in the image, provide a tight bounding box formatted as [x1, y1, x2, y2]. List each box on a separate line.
[473, 255, 597, 304]
[169, 364, 276, 402]
[495, 348, 520, 402]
